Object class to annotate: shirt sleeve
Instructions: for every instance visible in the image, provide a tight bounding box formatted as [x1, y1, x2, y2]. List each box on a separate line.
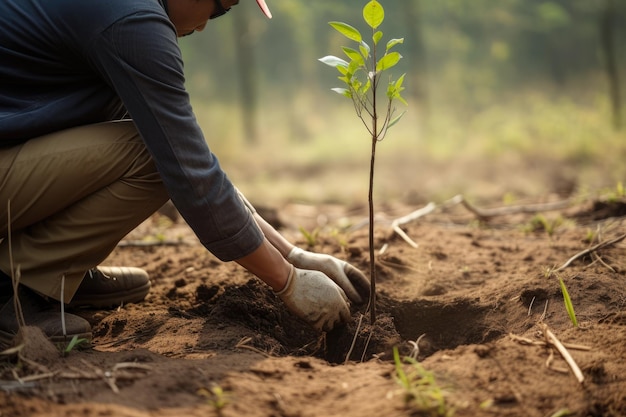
[85, 11, 264, 261]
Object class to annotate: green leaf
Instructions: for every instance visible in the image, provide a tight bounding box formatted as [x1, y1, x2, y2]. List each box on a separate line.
[329, 21, 362, 43]
[373, 31, 383, 46]
[559, 277, 578, 327]
[342, 47, 365, 66]
[376, 52, 402, 71]
[360, 79, 371, 95]
[394, 73, 406, 93]
[347, 60, 361, 75]
[387, 111, 407, 129]
[64, 335, 88, 354]
[336, 65, 348, 75]
[387, 74, 408, 105]
[331, 87, 351, 98]
[393, 347, 409, 387]
[386, 38, 404, 52]
[319, 55, 349, 69]
[359, 42, 370, 60]
[363, 0, 384, 30]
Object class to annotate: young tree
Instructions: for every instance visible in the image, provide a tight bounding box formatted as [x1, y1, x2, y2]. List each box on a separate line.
[320, 0, 407, 323]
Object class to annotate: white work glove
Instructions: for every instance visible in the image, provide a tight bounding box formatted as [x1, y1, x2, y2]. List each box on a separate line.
[287, 247, 370, 305]
[275, 265, 351, 332]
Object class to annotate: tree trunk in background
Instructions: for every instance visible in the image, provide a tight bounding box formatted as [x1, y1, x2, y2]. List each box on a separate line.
[402, 1, 428, 113]
[234, 8, 258, 143]
[600, 0, 622, 130]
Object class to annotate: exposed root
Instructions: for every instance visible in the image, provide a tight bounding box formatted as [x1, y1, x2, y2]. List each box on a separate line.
[235, 336, 274, 358]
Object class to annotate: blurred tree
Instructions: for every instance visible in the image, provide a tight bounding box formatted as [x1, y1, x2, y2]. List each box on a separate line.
[233, 6, 259, 143]
[178, 0, 624, 136]
[600, 0, 622, 130]
[402, 1, 428, 108]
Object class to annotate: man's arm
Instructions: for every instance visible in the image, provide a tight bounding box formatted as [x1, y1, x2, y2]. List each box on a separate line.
[235, 190, 371, 305]
[235, 237, 291, 291]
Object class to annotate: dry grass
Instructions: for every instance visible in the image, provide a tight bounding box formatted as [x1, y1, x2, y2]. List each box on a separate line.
[194, 89, 626, 207]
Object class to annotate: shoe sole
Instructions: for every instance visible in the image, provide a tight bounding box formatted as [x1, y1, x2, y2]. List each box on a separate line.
[0, 329, 92, 350]
[67, 281, 151, 309]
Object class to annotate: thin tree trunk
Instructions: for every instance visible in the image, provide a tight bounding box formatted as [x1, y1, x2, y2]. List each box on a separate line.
[600, 0, 622, 130]
[233, 8, 258, 143]
[402, 1, 428, 112]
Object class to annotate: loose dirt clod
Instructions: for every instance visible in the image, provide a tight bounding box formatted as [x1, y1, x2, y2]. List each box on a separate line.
[13, 326, 59, 366]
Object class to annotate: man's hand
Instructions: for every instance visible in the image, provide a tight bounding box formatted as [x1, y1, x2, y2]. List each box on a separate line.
[276, 266, 351, 332]
[287, 247, 370, 305]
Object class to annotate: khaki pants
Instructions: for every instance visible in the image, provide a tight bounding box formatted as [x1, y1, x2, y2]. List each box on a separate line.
[0, 120, 169, 302]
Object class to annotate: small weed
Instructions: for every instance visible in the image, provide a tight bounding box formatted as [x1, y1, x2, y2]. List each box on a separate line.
[523, 214, 564, 237]
[298, 226, 320, 247]
[329, 228, 349, 251]
[198, 385, 231, 412]
[479, 398, 494, 409]
[543, 266, 555, 279]
[549, 408, 573, 417]
[502, 192, 516, 205]
[583, 228, 597, 244]
[617, 181, 625, 197]
[602, 181, 625, 202]
[393, 346, 454, 417]
[60, 335, 89, 356]
[140, 215, 174, 243]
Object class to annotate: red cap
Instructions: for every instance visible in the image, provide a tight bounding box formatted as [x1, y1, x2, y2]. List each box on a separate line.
[256, 0, 272, 18]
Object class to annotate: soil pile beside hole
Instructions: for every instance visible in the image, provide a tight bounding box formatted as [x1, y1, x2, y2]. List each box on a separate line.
[205, 279, 321, 354]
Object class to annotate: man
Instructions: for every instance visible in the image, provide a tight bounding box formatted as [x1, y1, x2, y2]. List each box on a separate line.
[0, 0, 370, 346]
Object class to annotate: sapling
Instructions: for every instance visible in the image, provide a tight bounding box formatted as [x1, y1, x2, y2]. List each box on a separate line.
[320, 0, 407, 323]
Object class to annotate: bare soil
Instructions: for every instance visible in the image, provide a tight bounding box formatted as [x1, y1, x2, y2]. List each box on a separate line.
[2, 196, 626, 417]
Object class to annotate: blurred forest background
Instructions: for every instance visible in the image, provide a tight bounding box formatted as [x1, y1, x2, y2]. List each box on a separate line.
[179, 0, 626, 208]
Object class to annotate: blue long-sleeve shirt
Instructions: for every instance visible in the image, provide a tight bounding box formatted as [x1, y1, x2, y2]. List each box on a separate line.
[0, 0, 264, 261]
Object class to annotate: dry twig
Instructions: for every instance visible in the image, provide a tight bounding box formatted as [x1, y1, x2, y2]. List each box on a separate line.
[391, 202, 438, 248]
[234, 337, 273, 357]
[389, 195, 572, 247]
[509, 333, 591, 351]
[59, 360, 151, 394]
[540, 324, 585, 384]
[553, 233, 626, 273]
[458, 196, 572, 219]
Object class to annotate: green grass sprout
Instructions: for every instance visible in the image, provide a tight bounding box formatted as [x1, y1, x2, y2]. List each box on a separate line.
[393, 346, 454, 417]
[558, 277, 578, 327]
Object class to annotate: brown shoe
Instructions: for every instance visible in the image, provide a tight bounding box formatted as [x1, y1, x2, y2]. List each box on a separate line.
[68, 266, 151, 309]
[0, 287, 92, 347]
